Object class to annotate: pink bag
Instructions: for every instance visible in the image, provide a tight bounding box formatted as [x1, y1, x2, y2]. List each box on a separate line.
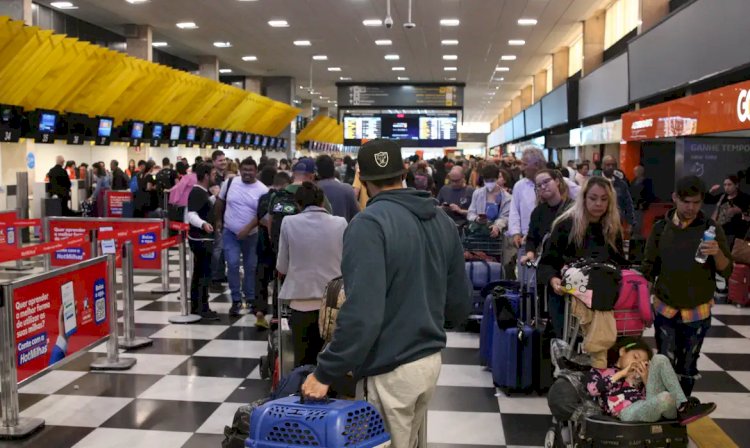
[613, 269, 653, 336]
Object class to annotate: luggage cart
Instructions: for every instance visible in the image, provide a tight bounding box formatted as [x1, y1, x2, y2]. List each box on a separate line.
[462, 230, 505, 263]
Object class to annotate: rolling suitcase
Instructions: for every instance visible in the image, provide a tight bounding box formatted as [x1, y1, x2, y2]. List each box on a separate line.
[491, 321, 534, 391]
[479, 281, 520, 366]
[728, 263, 750, 306]
[465, 260, 503, 319]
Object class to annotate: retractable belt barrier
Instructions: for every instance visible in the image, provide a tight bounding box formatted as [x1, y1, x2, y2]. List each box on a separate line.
[0, 236, 88, 264]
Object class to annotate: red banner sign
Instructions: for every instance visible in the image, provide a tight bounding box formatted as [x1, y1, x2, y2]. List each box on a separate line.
[622, 79, 750, 141]
[104, 191, 132, 217]
[169, 222, 189, 232]
[0, 211, 17, 249]
[136, 235, 181, 255]
[0, 236, 88, 264]
[48, 219, 163, 270]
[13, 258, 110, 382]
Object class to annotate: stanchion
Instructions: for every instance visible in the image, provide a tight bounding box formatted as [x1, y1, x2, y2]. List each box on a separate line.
[90, 254, 137, 371]
[118, 242, 153, 349]
[90, 229, 98, 257]
[152, 201, 177, 293]
[168, 234, 201, 324]
[0, 286, 45, 438]
[42, 218, 50, 272]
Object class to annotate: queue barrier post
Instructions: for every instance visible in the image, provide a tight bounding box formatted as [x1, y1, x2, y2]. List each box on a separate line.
[118, 242, 153, 350]
[42, 218, 50, 273]
[168, 233, 200, 324]
[4, 212, 33, 273]
[90, 254, 137, 371]
[90, 229, 98, 257]
[0, 285, 45, 439]
[152, 204, 177, 294]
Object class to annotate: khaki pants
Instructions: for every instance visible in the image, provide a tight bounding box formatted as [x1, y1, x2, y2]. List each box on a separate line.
[572, 298, 616, 369]
[366, 352, 441, 448]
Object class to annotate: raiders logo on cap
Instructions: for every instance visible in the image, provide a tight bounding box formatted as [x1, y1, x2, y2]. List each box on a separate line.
[358, 139, 407, 181]
[374, 152, 389, 168]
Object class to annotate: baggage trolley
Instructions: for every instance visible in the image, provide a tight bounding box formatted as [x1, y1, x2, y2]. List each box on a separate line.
[462, 230, 505, 263]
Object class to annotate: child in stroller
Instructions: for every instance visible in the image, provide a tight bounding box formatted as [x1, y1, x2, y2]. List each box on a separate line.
[545, 338, 716, 448]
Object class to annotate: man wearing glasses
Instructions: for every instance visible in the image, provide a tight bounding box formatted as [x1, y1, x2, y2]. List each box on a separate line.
[437, 166, 474, 227]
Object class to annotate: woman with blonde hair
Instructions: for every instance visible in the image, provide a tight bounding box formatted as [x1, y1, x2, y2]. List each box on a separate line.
[538, 176, 628, 367]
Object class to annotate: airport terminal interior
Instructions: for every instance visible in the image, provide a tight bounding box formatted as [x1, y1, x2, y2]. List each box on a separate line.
[0, 0, 750, 447]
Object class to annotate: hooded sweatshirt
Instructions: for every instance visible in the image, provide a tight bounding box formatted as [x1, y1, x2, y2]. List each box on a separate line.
[314, 189, 471, 384]
[642, 209, 733, 309]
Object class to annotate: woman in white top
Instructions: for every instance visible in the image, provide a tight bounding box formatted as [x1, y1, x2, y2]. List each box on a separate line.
[277, 182, 348, 366]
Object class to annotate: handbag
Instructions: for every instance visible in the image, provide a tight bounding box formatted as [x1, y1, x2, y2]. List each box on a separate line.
[732, 237, 750, 265]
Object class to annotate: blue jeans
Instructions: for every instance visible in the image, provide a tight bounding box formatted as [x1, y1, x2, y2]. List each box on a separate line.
[654, 312, 711, 397]
[223, 229, 258, 303]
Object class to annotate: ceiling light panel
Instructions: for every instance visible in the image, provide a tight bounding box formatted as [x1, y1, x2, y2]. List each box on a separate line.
[384, 54, 400, 60]
[392, 67, 406, 71]
[509, 39, 526, 46]
[363, 19, 382, 26]
[442, 55, 458, 60]
[242, 55, 258, 61]
[51, 1, 78, 9]
[500, 55, 516, 60]
[219, 69, 232, 74]
[375, 39, 392, 46]
[397, 77, 410, 81]
[213, 41, 232, 48]
[518, 18, 538, 26]
[444, 67, 457, 71]
[312, 55, 328, 60]
[268, 20, 289, 27]
[441, 39, 459, 46]
[496, 66, 510, 72]
[327, 67, 342, 71]
[126, 0, 149, 4]
[440, 19, 460, 26]
[151, 41, 168, 47]
[176, 22, 198, 29]
[293, 40, 311, 46]
[339, 77, 352, 81]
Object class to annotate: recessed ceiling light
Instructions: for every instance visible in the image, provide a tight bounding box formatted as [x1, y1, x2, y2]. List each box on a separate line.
[213, 41, 232, 48]
[268, 20, 289, 27]
[509, 39, 526, 46]
[339, 76, 352, 81]
[486, 92, 495, 95]
[392, 67, 406, 71]
[496, 66, 510, 72]
[51, 1, 78, 9]
[294, 40, 311, 46]
[495, 86, 500, 90]
[397, 77, 410, 81]
[518, 18, 538, 26]
[219, 69, 233, 74]
[442, 55, 458, 60]
[495, 77, 505, 81]
[176, 22, 198, 29]
[440, 19, 460, 26]
[375, 39, 392, 46]
[327, 67, 342, 71]
[363, 19, 383, 26]
[446, 77, 457, 81]
[125, 0, 149, 4]
[501, 55, 516, 61]
[242, 55, 258, 61]
[384, 54, 400, 61]
[444, 67, 458, 71]
[312, 55, 328, 60]
[151, 41, 168, 47]
[441, 39, 459, 46]
[320, 96, 329, 100]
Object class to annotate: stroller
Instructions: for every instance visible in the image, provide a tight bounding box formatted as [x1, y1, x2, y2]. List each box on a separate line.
[544, 272, 690, 448]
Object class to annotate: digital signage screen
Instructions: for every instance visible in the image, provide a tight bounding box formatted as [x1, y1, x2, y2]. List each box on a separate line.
[169, 125, 181, 142]
[343, 113, 458, 147]
[212, 130, 222, 143]
[344, 116, 381, 145]
[97, 118, 113, 138]
[382, 114, 420, 140]
[39, 112, 57, 133]
[224, 131, 233, 145]
[131, 121, 144, 140]
[235, 132, 244, 146]
[186, 126, 197, 141]
[151, 123, 164, 140]
[254, 135, 262, 146]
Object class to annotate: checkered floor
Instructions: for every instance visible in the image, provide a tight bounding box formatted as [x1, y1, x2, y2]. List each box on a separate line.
[1, 255, 749, 448]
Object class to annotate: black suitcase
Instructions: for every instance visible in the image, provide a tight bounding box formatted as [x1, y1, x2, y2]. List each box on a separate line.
[583, 415, 689, 447]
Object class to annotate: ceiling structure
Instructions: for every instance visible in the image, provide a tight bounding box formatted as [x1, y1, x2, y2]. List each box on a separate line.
[34, 0, 612, 125]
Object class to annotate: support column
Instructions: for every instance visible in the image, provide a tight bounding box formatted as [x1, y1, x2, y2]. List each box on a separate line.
[552, 48, 569, 89]
[317, 107, 330, 117]
[244, 77, 262, 94]
[520, 85, 533, 109]
[582, 10, 606, 77]
[300, 100, 313, 119]
[0, 0, 32, 26]
[533, 70, 547, 103]
[124, 24, 152, 62]
[199, 56, 220, 82]
[261, 76, 296, 157]
[640, 0, 669, 33]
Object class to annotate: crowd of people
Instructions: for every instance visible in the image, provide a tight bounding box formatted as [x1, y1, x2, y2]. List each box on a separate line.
[43, 142, 750, 445]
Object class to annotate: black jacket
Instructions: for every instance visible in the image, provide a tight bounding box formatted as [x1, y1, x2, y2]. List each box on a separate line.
[111, 167, 130, 191]
[47, 164, 71, 197]
[607, 175, 635, 226]
[538, 217, 627, 286]
[315, 189, 471, 384]
[642, 210, 733, 309]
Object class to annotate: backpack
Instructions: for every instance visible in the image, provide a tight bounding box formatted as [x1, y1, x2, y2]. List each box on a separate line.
[414, 173, 429, 191]
[155, 168, 176, 192]
[222, 398, 269, 448]
[319, 277, 345, 343]
[129, 173, 139, 193]
[561, 259, 622, 311]
[614, 269, 652, 335]
[269, 189, 299, 253]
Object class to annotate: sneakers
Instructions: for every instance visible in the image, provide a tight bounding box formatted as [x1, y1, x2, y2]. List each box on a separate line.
[199, 309, 220, 321]
[255, 312, 270, 329]
[229, 302, 242, 317]
[678, 397, 717, 426]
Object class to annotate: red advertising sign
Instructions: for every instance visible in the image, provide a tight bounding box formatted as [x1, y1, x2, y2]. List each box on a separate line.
[0, 210, 17, 248]
[48, 219, 162, 270]
[12, 257, 110, 382]
[622, 79, 750, 141]
[105, 191, 132, 217]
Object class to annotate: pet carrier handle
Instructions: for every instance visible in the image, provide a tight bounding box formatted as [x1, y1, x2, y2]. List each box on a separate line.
[298, 393, 330, 405]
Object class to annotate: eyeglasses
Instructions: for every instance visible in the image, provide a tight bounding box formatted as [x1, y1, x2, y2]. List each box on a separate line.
[535, 177, 554, 191]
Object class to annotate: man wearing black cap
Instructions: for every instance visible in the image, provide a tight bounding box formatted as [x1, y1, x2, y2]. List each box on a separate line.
[302, 139, 471, 447]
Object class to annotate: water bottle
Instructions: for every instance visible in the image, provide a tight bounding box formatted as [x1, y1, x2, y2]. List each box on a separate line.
[694, 225, 716, 264]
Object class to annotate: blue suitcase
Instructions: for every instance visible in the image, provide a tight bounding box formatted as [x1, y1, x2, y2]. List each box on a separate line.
[479, 282, 521, 366]
[466, 261, 503, 318]
[247, 396, 391, 448]
[491, 322, 535, 391]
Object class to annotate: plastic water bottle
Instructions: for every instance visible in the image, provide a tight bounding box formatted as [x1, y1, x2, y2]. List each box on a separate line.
[694, 225, 716, 264]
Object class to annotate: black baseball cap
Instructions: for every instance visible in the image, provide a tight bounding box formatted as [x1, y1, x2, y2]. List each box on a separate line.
[358, 139, 407, 181]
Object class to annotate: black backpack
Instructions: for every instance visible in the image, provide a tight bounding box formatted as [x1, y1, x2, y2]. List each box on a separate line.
[269, 189, 299, 252]
[155, 168, 176, 192]
[222, 398, 269, 448]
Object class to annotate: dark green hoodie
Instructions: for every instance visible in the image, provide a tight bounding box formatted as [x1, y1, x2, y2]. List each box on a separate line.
[315, 189, 471, 384]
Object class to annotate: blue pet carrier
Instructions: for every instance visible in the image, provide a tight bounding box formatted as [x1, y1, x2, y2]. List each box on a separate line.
[246, 396, 391, 448]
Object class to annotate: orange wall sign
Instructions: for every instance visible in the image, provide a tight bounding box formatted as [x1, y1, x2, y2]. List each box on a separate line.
[622, 79, 750, 141]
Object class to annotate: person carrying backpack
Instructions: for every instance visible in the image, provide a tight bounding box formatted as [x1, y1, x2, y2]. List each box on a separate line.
[155, 157, 177, 209]
[413, 160, 435, 194]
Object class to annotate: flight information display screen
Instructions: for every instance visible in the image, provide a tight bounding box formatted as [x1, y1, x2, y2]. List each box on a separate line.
[382, 115, 420, 140]
[344, 116, 381, 141]
[419, 116, 457, 141]
[343, 113, 457, 147]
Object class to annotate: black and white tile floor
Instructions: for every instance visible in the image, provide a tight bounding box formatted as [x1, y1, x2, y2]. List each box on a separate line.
[1, 255, 749, 448]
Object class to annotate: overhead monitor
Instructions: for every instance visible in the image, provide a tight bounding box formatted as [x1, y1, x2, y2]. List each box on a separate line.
[169, 125, 182, 143]
[245, 133, 253, 146]
[344, 116, 381, 144]
[261, 136, 269, 147]
[419, 116, 457, 141]
[254, 134, 262, 146]
[131, 121, 144, 140]
[235, 132, 244, 146]
[223, 131, 233, 148]
[97, 118, 113, 138]
[0, 105, 22, 143]
[186, 126, 197, 141]
[36, 110, 58, 144]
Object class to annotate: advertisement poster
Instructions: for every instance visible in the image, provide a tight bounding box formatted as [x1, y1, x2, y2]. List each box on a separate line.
[48, 219, 161, 270]
[105, 191, 132, 217]
[13, 258, 109, 382]
[0, 210, 17, 248]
